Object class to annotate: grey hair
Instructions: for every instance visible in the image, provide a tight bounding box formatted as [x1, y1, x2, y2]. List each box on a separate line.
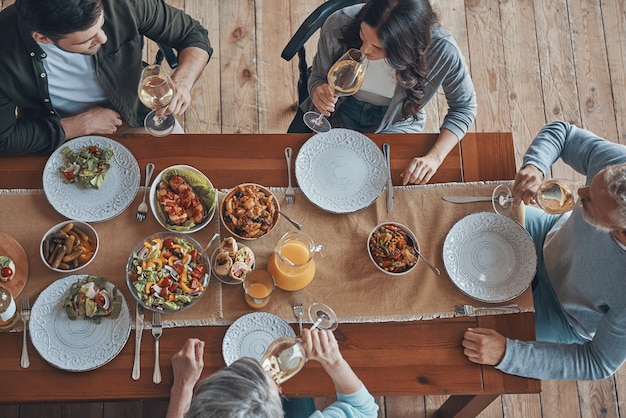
[184, 357, 284, 418]
[605, 164, 626, 228]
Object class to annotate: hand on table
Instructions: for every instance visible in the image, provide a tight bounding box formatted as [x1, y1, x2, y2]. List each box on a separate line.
[512, 164, 544, 206]
[462, 327, 506, 366]
[310, 84, 338, 117]
[61, 106, 123, 139]
[171, 338, 205, 390]
[401, 154, 441, 185]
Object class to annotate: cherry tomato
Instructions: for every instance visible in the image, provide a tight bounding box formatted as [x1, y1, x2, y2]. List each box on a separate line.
[189, 278, 200, 290]
[94, 293, 106, 308]
[129, 273, 138, 281]
[169, 283, 180, 293]
[163, 238, 175, 249]
[172, 263, 185, 276]
[190, 263, 207, 279]
[190, 249, 198, 262]
[63, 172, 75, 180]
[1, 266, 13, 278]
[89, 145, 99, 153]
[160, 287, 169, 298]
[158, 277, 172, 288]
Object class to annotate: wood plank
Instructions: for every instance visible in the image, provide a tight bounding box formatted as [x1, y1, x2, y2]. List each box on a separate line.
[577, 378, 619, 417]
[218, 0, 258, 133]
[61, 403, 103, 418]
[615, 367, 626, 417]
[256, 0, 299, 133]
[539, 380, 582, 418]
[600, 0, 626, 144]
[501, 393, 541, 418]
[464, 0, 511, 132]
[384, 396, 426, 418]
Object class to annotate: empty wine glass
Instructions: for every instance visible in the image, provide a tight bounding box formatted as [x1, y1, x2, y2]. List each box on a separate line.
[138, 64, 176, 137]
[260, 302, 337, 384]
[303, 48, 368, 133]
[492, 179, 583, 216]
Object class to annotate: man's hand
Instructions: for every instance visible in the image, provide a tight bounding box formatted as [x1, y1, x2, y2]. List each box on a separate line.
[310, 84, 338, 117]
[512, 164, 544, 206]
[61, 106, 123, 139]
[462, 327, 506, 365]
[171, 338, 205, 391]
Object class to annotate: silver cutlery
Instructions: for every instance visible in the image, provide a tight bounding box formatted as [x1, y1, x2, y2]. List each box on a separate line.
[278, 210, 302, 230]
[383, 143, 393, 212]
[442, 195, 492, 204]
[406, 235, 440, 276]
[136, 162, 155, 222]
[293, 293, 303, 335]
[284, 147, 296, 205]
[454, 303, 519, 316]
[132, 304, 144, 380]
[20, 298, 31, 369]
[152, 312, 162, 384]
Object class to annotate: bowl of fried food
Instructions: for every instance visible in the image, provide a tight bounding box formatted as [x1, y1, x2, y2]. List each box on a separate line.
[368, 222, 420, 276]
[40, 220, 99, 273]
[221, 183, 280, 240]
[150, 165, 217, 234]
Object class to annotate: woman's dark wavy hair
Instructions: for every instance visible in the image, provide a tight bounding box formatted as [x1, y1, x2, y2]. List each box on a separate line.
[15, 0, 103, 42]
[341, 0, 438, 119]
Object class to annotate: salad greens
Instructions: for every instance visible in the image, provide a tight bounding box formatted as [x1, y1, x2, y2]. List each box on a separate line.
[128, 236, 208, 311]
[64, 276, 122, 324]
[60, 145, 114, 189]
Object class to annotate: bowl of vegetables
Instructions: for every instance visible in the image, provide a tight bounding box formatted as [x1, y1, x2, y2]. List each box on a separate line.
[126, 232, 210, 313]
[367, 222, 420, 276]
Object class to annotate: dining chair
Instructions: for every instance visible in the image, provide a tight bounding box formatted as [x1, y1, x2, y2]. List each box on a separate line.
[281, 0, 364, 104]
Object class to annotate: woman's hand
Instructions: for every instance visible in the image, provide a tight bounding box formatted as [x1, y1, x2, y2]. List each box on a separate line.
[310, 84, 338, 117]
[400, 154, 441, 185]
[512, 164, 544, 205]
[462, 328, 506, 365]
[171, 338, 205, 391]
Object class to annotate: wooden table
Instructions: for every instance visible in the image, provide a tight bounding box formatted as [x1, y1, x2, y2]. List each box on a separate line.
[0, 133, 539, 417]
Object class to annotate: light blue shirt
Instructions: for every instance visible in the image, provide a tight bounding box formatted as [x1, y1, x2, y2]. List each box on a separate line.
[310, 385, 378, 418]
[39, 42, 108, 117]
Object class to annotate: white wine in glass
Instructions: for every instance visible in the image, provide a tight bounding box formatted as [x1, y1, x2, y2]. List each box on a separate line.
[492, 179, 583, 216]
[304, 48, 368, 133]
[138, 64, 176, 137]
[260, 302, 338, 384]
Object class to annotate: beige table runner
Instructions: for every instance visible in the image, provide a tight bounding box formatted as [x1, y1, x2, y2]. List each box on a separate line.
[0, 181, 533, 330]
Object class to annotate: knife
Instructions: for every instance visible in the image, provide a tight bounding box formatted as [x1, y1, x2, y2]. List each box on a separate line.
[132, 303, 144, 380]
[383, 143, 393, 212]
[441, 196, 492, 204]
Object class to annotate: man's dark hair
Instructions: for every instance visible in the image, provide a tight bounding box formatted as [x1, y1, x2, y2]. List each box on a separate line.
[15, 0, 103, 41]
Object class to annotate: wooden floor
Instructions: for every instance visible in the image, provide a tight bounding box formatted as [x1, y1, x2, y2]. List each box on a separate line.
[1, 0, 625, 417]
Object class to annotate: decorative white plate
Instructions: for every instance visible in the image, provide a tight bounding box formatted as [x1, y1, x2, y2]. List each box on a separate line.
[443, 212, 537, 303]
[29, 275, 131, 372]
[295, 129, 386, 214]
[222, 312, 295, 365]
[150, 165, 217, 234]
[43, 136, 140, 222]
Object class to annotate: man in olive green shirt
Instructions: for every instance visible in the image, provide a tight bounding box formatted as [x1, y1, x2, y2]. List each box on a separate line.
[0, 0, 212, 155]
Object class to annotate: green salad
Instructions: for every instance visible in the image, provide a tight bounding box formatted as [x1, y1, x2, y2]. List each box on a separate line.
[60, 145, 114, 189]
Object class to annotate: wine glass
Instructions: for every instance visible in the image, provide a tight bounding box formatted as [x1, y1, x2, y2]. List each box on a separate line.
[303, 48, 368, 133]
[138, 64, 176, 137]
[492, 179, 584, 216]
[260, 302, 337, 385]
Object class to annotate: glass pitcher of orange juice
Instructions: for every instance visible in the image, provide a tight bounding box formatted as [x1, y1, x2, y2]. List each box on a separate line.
[267, 232, 323, 291]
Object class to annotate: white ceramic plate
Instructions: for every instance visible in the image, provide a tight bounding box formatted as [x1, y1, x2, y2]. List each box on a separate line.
[150, 165, 217, 234]
[43, 136, 140, 222]
[29, 275, 131, 372]
[443, 212, 537, 303]
[295, 129, 386, 214]
[222, 312, 295, 365]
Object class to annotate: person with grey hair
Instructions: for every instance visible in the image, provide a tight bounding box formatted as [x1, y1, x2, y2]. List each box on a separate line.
[166, 329, 378, 418]
[461, 121, 626, 381]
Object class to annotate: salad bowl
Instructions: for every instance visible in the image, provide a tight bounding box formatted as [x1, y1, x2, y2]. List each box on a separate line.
[126, 232, 210, 313]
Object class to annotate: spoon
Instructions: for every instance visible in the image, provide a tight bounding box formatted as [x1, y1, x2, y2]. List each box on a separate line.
[406, 235, 441, 276]
[278, 210, 303, 230]
[203, 232, 220, 255]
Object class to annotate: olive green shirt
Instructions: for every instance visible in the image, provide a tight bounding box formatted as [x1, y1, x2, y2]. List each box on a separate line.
[0, 0, 211, 155]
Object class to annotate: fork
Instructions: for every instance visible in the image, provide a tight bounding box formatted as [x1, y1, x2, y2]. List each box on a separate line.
[293, 292, 303, 335]
[136, 162, 155, 222]
[152, 312, 162, 384]
[20, 298, 31, 369]
[454, 303, 519, 316]
[284, 147, 295, 205]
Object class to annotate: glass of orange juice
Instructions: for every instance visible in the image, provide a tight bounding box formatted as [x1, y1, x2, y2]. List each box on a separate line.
[267, 232, 323, 291]
[243, 270, 275, 309]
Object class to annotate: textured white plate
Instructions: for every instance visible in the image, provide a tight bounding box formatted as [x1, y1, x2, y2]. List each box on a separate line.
[149, 165, 217, 234]
[222, 312, 295, 365]
[43, 136, 140, 222]
[295, 129, 386, 213]
[29, 275, 131, 372]
[443, 212, 537, 303]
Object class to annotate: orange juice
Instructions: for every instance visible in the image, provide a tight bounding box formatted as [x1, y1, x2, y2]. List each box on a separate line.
[245, 282, 271, 308]
[268, 240, 316, 291]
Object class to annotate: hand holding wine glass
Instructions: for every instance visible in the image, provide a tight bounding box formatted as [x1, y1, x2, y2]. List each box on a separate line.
[304, 48, 368, 133]
[492, 179, 583, 216]
[138, 64, 176, 136]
